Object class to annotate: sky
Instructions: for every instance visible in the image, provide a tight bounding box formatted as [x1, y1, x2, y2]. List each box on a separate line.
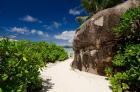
[0, 0, 87, 46]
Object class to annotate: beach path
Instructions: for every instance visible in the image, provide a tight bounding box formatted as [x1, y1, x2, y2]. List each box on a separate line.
[40, 59, 112, 92]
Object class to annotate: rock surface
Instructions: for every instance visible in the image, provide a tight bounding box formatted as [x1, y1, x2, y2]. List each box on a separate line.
[72, 0, 140, 75]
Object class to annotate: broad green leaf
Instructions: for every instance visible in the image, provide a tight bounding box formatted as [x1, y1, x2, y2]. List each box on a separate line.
[25, 70, 28, 73]
[2, 74, 8, 81]
[5, 51, 9, 55]
[23, 57, 28, 61]
[122, 83, 129, 90]
[0, 88, 2, 92]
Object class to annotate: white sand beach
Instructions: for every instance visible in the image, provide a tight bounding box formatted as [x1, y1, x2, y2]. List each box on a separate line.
[40, 58, 112, 92]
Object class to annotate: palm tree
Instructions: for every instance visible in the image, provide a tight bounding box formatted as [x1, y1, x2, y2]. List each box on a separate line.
[81, 0, 124, 14]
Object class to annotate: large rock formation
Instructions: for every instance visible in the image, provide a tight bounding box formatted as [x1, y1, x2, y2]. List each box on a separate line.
[72, 0, 140, 75]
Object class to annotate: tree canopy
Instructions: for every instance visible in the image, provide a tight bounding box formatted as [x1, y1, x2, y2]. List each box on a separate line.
[81, 0, 124, 14]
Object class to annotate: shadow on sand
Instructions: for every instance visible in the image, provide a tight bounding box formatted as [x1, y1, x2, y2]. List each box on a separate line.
[40, 79, 55, 92]
[105, 77, 113, 91]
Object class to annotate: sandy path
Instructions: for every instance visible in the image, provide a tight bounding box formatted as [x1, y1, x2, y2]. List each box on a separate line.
[40, 59, 112, 92]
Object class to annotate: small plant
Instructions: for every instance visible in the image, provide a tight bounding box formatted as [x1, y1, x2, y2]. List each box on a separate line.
[76, 16, 89, 24]
[105, 67, 113, 77]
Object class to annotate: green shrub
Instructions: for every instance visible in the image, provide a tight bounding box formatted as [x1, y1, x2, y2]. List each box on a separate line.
[109, 6, 140, 92]
[43, 43, 68, 62]
[105, 67, 113, 77]
[111, 44, 140, 92]
[0, 39, 44, 91]
[0, 38, 68, 92]
[113, 6, 140, 36]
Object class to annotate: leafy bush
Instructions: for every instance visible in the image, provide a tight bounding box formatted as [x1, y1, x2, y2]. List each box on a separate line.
[108, 6, 140, 92]
[111, 44, 140, 92]
[37, 42, 68, 62]
[113, 6, 140, 36]
[104, 67, 113, 77]
[0, 38, 68, 92]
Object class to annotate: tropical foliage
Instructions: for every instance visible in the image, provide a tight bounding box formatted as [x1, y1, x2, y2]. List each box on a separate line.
[110, 44, 140, 92]
[76, 0, 124, 30]
[81, 0, 123, 14]
[106, 6, 140, 92]
[0, 38, 68, 92]
[76, 16, 89, 24]
[113, 6, 140, 36]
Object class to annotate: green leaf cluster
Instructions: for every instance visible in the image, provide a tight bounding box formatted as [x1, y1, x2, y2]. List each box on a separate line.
[81, 0, 123, 14]
[76, 16, 89, 24]
[111, 44, 140, 92]
[104, 67, 113, 77]
[108, 6, 140, 92]
[0, 38, 68, 92]
[113, 6, 140, 36]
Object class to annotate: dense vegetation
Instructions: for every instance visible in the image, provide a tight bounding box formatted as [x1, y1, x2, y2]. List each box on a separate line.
[110, 44, 140, 92]
[105, 6, 140, 92]
[0, 38, 68, 92]
[76, 0, 124, 25]
[81, 0, 123, 14]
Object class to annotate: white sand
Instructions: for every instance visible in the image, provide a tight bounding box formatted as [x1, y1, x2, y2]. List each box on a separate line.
[40, 58, 112, 92]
